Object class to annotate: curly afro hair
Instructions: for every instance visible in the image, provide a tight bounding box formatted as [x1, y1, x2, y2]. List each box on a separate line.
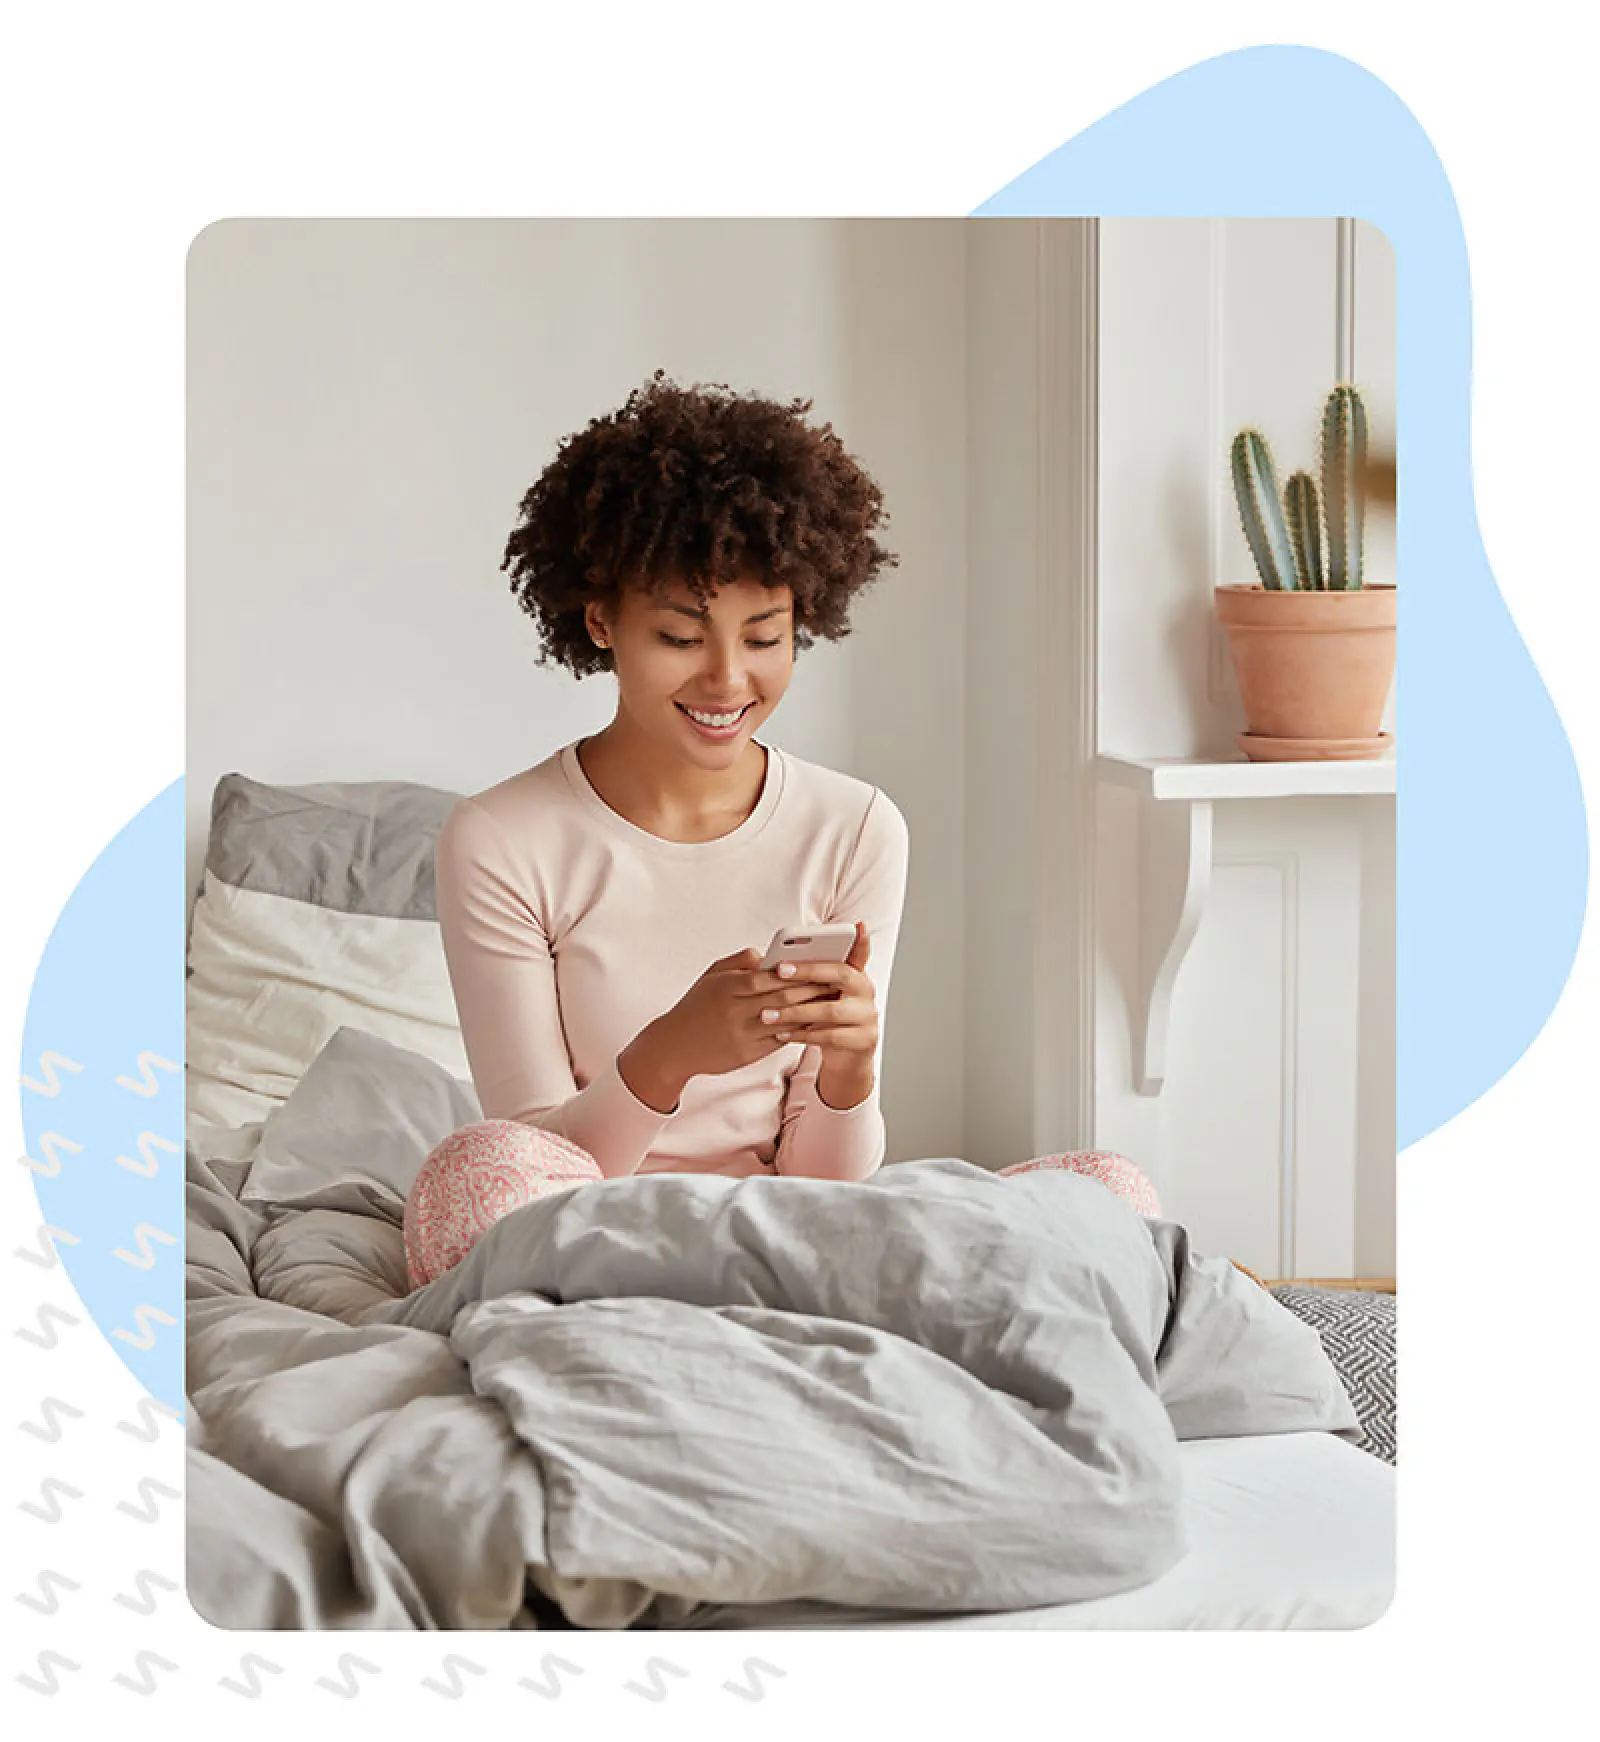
[500, 370, 900, 677]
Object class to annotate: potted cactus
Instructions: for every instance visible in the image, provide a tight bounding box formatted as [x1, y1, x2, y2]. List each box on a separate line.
[1216, 383, 1396, 761]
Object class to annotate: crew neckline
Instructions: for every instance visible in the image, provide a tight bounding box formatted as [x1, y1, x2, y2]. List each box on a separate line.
[559, 737, 786, 857]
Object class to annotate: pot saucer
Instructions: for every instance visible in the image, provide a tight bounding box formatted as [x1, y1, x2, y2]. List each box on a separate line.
[1237, 731, 1393, 763]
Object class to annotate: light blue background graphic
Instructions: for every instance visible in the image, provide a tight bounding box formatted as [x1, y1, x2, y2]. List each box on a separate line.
[975, 44, 1589, 1152]
[19, 47, 1589, 1403]
[21, 777, 184, 1412]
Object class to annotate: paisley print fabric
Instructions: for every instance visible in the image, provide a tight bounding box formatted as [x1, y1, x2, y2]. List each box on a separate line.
[996, 1150, 1162, 1218]
[404, 1119, 603, 1288]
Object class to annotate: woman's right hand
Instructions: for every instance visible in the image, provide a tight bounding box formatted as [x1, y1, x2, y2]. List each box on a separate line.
[618, 947, 830, 1112]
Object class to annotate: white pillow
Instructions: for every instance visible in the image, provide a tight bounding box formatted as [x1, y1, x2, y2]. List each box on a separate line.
[186, 773, 471, 1128]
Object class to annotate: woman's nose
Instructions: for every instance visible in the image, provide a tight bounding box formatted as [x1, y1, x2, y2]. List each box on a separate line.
[704, 643, 745, 691]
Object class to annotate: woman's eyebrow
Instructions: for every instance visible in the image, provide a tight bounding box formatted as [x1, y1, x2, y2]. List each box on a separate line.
[656, 602, 793, 624]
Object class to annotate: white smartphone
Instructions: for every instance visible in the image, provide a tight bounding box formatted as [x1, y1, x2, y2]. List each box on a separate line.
[759, 923, 857, 971]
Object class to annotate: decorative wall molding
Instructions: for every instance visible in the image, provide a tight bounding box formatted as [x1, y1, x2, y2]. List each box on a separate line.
[1215, 849, 1304, 1278]
[1336, 216, 1356, 381]
[1205, 219, 1231, 709]
[1088, 220, 1390, 1278]
[1031, 218, 1100, 1152]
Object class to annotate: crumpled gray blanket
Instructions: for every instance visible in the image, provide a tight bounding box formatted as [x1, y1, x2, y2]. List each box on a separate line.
[185, 1133, 1358, 1631]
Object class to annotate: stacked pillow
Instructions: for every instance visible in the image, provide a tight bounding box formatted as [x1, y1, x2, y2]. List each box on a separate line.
[186, 772, 471, 1130]
[1269, 1284, 1397, 1464]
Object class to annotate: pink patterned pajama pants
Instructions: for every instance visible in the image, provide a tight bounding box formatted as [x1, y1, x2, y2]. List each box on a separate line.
[403, 1121, 1161, 1291]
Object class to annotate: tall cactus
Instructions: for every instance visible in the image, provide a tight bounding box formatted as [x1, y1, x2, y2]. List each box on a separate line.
[1231, 430, 1298, 591]
[1284, 470, 1325, 591]
[1321, 383, 1368, 590]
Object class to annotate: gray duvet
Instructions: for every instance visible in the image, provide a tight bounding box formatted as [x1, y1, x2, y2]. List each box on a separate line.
[185, 1066, 1359, 1631]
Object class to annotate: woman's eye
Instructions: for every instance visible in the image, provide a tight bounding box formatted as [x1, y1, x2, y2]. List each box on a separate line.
[657, 634, 785, 651]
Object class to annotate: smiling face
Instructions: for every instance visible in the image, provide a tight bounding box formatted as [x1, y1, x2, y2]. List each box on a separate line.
[586, 574, 795, 769]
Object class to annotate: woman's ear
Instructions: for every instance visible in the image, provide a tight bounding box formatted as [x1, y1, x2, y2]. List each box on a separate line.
[585, 603, 612, 650]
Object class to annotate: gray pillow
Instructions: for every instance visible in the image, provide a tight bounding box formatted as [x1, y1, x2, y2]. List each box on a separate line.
[241, 1026, 481, 1218]
[1270, 1285, 1396, 1464]
[203, 772, 462, 920]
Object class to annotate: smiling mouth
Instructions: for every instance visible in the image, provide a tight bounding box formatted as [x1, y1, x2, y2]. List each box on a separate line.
[675, 701, 756, 731]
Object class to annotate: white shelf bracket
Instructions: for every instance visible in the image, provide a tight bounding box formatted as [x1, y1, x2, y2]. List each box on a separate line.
[1135, 797, 1214, 1095]
[1098, 754, 1389, 1097]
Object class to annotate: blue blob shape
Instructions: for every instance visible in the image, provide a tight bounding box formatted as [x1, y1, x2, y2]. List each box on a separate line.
[19, 778, 183, 1414]
[973, 45, 1589, 1150]
[17, 51, 1591, 1403]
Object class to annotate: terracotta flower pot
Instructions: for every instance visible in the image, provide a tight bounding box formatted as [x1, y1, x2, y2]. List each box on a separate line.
[1214, 583, 1396, 760]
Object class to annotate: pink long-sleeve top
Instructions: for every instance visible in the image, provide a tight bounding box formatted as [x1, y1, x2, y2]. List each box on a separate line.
[433, 738, 910, 1182]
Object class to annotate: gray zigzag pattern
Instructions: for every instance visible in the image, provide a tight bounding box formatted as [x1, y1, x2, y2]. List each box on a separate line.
[624, 1658, 691, 1701]
[112, 1651, 179, 1695]
[14, 1304, 80, 1348]
[115, 1477, 181, 1523]
[421, 1654, 488, 1697]
[18, 1478, 84, 1523]
[723, 1656, 788, 1701]
[15, 1570, 81, 1615]
[114, 1570, 180, 1614]
[316, 1654, 382, 1697]
[15, 1650, 80, 1695]
[219, 1654, 285, 1698]
[17, 1396, 84, 1442]
[519, 1655, 585, 1698]
[14, 1224, 80, 1267]
[117, 1395, 184, 1439]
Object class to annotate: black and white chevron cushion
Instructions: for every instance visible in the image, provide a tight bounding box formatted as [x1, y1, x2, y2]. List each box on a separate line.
[1269, 1285, 1397, 1465]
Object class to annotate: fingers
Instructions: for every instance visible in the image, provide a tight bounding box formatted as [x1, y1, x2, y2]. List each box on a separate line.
[764, 995, 874, 1034]
[756, 960, 859, 993]
[770, 1025, 875, 1053]
[746, 982, 836, 1014]
[736, 969, 847, 1003]
[710, 947, 764, 973]
[845, 922, 871, 971]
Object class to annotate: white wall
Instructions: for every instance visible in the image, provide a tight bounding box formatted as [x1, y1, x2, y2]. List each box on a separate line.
[187, 218, 967, 1165]
[1097, 218, 1396, 759]
[961, 218, 1043, 1169]
[1093, 219, 1397, 1278]
[960, 220, 1100, 1171]
[187, 215, 1397, 1276]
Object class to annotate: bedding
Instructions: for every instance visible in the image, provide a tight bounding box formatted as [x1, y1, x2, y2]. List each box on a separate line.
[240, 1024, 479, 1211]
[1270, 1284, 1397, 1465]
[185, 1026, 1367, 1631]
[185, 772, 468, 1131]
[672, 1431, 1395, 1630]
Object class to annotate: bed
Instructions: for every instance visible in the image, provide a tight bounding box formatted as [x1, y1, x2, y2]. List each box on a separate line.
[669, 1432, 1395, 1630]
[183, 771, 1396, 1632]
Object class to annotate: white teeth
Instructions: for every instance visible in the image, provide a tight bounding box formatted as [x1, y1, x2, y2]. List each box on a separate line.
[683, 705, 747, 728]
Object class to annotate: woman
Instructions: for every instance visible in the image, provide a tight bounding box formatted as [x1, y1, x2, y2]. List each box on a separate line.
[433, 371, 910, 1186]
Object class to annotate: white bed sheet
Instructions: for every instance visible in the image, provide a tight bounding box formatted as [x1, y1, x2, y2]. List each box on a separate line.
[681, 1430, 1395, 1631]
